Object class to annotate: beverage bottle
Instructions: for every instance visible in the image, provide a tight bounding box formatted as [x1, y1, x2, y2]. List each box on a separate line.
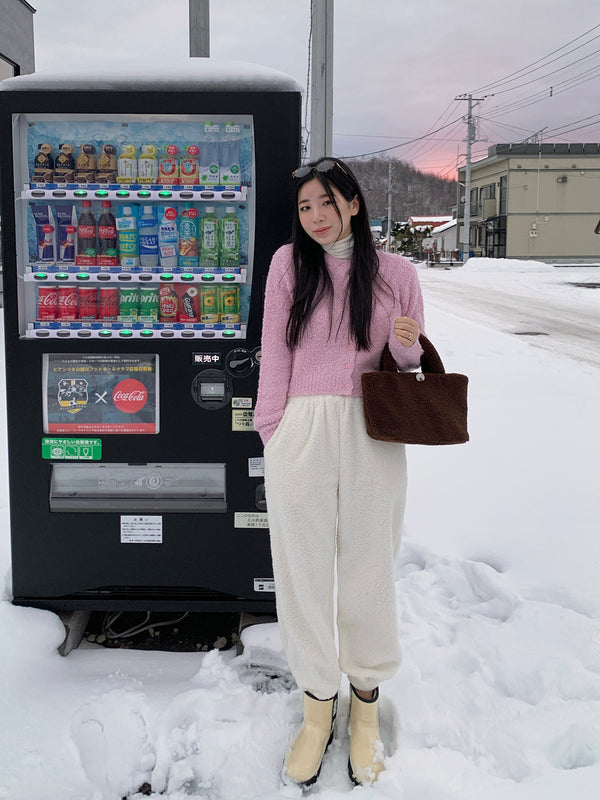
[97, 201, 118, 266]
[117, 144, 138, 183]
[76, 200, 97, 266]
[138, 144, 158, 184]
[159, 144, 179, 185]
[219, 138, 241, 185]
[199, 206, 220, 269]
[220, 206, 240, 268]
[178, 203, 200, 268]
[139, 206, 159, 267]
[159, 207, 179, 268]
[180, 145, 200, 185]
[116, 206, 139, 268]
[74, 144, 96, 183]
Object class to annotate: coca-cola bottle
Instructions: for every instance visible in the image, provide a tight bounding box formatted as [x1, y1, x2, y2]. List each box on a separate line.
[97, 200, 118, 266]
[76, 200, 97, 266]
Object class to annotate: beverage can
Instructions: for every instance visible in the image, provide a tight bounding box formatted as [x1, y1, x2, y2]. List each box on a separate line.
[58, 285, 79, 320]
[78, 287, 98, 320]
[219, 285, 240, 324]
[37, 285, 58, 321]
[178, 285, 200, 323]
[99, 287, 119, 320]
[119, 286, 140, 322]
[200, 285, 219, 324]
[139, 285, 160, 322]
[159, 285, 178, 322]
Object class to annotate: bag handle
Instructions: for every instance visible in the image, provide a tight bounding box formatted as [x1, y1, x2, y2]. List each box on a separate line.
[381, 333, 446, 374]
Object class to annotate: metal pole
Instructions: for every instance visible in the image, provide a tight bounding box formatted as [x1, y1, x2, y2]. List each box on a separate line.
[462, 94, 473, 261]
[386, 161, 392, 252]
[310, 0, 334, 161]
[189, 0, 210, 57]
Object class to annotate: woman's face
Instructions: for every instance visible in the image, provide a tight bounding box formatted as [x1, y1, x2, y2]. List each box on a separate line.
[297, 177, 359, 246]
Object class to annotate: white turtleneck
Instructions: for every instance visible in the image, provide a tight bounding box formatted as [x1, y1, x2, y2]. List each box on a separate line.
[322, 233, 354, 260]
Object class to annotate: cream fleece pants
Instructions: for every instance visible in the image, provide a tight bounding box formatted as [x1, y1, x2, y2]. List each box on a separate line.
[264, 395, 407, 700]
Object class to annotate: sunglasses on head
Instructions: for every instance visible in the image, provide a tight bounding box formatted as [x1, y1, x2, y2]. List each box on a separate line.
[292, 159, 350, 179]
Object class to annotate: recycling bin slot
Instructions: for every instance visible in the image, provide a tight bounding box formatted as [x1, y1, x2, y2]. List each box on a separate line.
[49, 462, 226, 513]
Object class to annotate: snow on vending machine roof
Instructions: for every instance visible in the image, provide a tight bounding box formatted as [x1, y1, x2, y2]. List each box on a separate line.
[0, 57, 304, 94]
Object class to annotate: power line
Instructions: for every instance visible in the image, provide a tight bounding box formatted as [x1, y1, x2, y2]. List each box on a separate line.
[469, 23, 600, 93]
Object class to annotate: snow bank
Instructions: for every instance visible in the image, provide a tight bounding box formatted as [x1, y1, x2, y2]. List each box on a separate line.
[460, 257, 555, 273]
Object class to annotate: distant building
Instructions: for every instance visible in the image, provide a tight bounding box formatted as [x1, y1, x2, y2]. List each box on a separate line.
[0, 0, 35, 79]
[457, 143, 600, 262]
[431, 218, 458, 258]
[408, 215, 452, 231]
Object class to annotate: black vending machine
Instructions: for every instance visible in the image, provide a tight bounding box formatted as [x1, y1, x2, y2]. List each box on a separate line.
[0, 61, 301, 614]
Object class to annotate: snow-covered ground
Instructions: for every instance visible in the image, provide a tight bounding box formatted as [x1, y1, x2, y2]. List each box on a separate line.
[0, 258, 599, 800]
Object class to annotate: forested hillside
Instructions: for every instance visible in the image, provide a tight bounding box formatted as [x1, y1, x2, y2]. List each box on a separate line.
[347, 157, 457, 221]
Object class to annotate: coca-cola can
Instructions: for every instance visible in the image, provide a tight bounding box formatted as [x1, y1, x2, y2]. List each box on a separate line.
[98, 287, 119, 320]
[78, 287, 98, 320]
[37, 285, 58, 321]
[177, 284, 199, 323]
[57, 285, 79, 320]
[159, 285, 178, 322]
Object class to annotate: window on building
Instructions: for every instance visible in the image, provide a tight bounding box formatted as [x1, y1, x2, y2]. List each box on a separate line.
[499, 175, 508, 215]
[0, 54, 17, 81]
[480, 183, 495, 201]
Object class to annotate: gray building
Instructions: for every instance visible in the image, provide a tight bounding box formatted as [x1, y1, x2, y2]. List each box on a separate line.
[0, 0, 35, 79]
[457, 143, 600, 263]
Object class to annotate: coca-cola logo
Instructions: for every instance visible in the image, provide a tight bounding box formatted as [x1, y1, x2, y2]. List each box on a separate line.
[113, 379, 148, 413]
[58, 291, 78, 307]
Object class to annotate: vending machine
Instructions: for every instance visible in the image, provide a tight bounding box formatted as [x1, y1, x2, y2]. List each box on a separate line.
[0, 61, 301, 613]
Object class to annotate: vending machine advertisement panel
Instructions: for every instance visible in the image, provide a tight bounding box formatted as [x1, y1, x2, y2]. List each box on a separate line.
[0, 61, 301, 613]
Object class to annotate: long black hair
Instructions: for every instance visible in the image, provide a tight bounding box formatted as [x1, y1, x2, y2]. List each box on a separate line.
[286, 157, 382, 351]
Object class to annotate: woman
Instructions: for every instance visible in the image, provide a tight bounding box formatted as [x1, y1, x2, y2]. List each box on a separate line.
[253, 157, 424, 787]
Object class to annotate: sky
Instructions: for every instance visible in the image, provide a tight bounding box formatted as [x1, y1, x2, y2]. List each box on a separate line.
[26, 1, 600, 177]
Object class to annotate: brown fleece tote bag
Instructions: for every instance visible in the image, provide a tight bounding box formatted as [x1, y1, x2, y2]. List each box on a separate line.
[361, 334, 469, 445]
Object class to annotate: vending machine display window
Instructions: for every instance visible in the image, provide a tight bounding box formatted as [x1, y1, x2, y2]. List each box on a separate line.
[13, 113, 255, 341]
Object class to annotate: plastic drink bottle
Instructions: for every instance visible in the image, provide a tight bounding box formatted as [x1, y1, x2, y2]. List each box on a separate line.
[76, 200, 97, 266]
[117, 207, 139, 267]
[97, 201, 118, 266]
[180, 145, 200, 185]
[139, 206, 159, 267]
[159, 207, 179, 268]
[159, 144, 179, 185]
[178, 203, 199, 268]
[220, 206, 240, 268]
[219, 139, 241, 185]
[199, 206, 220, 269]
[117, 144, 137, 183]
[138, 145, 158, 184]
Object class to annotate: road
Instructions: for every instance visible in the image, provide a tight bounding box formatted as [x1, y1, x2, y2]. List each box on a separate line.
[420, 279, 600, 368]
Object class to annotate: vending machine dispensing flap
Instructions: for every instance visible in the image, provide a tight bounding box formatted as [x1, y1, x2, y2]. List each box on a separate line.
[50, 462, 226, 513]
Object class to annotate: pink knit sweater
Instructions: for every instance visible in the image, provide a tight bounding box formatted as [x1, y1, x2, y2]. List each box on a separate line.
[254, 244, 425, 444]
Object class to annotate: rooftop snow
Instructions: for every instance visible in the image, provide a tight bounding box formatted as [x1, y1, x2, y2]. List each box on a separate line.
[0, 58, 303, 94]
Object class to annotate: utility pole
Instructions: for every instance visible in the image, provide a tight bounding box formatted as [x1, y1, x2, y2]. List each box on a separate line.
[385, 161, 392, 252]
[189, 0, 210, 57]
[310, 0, 334, 161]
[455, 93, 485, 260]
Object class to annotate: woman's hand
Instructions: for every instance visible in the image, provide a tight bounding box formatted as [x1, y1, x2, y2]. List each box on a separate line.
[394, 316, 420, 347]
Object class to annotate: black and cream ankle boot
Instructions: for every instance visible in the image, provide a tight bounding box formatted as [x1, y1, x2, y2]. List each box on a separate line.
[348, 685, 385, 785]
[282, 691, 338, 787]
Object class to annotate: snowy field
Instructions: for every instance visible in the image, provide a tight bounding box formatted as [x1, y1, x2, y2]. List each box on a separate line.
[0, 258, 599, 800]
